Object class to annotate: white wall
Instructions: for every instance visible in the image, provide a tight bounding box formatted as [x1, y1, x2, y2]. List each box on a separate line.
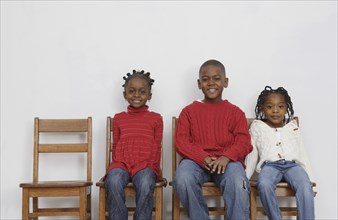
[1, 1, 337, 219]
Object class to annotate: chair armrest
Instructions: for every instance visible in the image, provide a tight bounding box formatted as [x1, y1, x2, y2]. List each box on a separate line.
[96, 177, 105, 187]
[156, 177, 168, 187]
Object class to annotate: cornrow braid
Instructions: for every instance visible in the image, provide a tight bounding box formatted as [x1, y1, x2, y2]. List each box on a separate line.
[255, 86, 294, 123]
[122, 70, 155, 90]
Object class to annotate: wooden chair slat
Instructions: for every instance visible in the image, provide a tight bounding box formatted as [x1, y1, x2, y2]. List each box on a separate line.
[38, 143, 88, 153]
[39, 119, 88, 132]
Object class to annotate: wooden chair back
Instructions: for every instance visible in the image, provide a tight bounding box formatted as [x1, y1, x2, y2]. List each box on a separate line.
[20, 117, 92, 220]
[97, 116, 167, 220]
[248, 117, 317, 220]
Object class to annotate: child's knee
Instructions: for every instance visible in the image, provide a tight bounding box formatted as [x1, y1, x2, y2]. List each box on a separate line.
[105, 169, 129, 188]
[105, 176, 124, 189]
[296, 180, 314, 194]
[220, 165, 250, 194]
[257, 178, 275, 193]
[227, 175, 250, 192]
[134, 169, 156, 189]
[227, 161, 246, 174]
[174, 170, 197, 189]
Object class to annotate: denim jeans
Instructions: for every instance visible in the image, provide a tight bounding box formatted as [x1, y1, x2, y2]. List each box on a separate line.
[173, 159, 250, 220]
[105, 168, 156, 220]
[257, 160, 315, 220]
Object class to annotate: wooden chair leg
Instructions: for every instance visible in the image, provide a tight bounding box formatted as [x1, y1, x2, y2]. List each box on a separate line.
[32, 197, 38, 220]
[224, 208, 226, 220]
[154, 187, 163, 220]
[99, 187, 106, 220]
[22, 188, 29, 220]
[250, 188, 258, 220]
[79, 188, 86, 220]
[87, 187, 91, 219]
[172, 190, 180, 220]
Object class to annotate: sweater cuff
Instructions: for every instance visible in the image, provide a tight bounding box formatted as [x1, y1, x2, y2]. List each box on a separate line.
[195, 150, 210, 167]
[223, 149, 238, 162]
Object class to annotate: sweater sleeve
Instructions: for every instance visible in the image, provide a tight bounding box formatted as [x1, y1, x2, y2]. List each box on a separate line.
[222, 112, 253, 164]
[295, 128, 315, 182]
[112, 116, 120, 160]
[175, 110, 210, 167]
[245, 123, 260, 180]
[150, 115, 163, 176]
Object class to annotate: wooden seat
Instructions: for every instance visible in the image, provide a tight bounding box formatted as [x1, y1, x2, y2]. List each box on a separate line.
[170, 116, 225, 220]
[96, 117, 167, 220]
[247, 117, 317, 220]
[20, 117, 92, 220]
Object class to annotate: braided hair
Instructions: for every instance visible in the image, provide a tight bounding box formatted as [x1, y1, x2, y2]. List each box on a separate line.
[255, 86, 294, 123]
[122, 70, 155, 90]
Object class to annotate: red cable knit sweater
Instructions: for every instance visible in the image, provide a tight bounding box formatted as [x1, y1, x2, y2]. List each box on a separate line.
[106, 105, 163, 177]
[175, 100, 252, 168]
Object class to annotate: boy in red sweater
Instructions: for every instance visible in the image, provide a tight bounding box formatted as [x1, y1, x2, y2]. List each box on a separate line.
[173, 60, 252, 220]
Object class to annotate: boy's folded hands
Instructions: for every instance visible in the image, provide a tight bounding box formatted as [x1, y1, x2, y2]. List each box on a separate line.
[204, 156, 230, 174]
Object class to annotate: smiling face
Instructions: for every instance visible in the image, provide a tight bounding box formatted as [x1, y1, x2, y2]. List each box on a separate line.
[262, 93, 287, 128]
[123, 77, 152, 109]
[198, 65, 228, 103]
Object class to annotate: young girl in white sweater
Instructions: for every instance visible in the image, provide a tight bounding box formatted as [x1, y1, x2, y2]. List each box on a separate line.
[245, 86, 315, 220]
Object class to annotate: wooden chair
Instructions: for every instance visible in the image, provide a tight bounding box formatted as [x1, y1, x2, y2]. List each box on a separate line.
[20, 117, 92, 220]
[96, 117, 167, 220]
[247, 117, 317, 220]
[170, 116, 226, 220]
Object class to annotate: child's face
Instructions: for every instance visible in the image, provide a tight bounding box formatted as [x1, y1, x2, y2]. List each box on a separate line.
[123, 77, 151, 109]
[262, 93, 287, 128]
[198, 65, 228, 103]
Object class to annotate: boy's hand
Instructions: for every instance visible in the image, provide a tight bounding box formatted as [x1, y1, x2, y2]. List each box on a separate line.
[203, 156, 216, 171]
[209, 156, 229, 174]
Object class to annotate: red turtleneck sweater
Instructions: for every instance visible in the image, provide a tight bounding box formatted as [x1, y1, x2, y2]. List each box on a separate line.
[106, 105, 163, 177]
[175, 100, 252, 168]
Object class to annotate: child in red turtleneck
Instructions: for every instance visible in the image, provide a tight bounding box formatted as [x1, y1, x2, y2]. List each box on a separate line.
[105, 70, 163, 220]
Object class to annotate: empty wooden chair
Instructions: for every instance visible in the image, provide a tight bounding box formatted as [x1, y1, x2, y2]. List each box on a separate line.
[20, 117, 92, 220]
[96, 117, 167, 220]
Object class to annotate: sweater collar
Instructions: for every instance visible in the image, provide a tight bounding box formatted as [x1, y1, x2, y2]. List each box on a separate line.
[254, 119, 298, 130]
[127, 105, 149, 115]
[195, 99, 228, 105]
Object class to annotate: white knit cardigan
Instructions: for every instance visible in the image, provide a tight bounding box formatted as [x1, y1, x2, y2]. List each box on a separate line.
[245, 119, 314, 182]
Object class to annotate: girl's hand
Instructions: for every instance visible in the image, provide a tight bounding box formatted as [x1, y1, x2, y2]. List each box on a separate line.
[209, 156, 229, 174]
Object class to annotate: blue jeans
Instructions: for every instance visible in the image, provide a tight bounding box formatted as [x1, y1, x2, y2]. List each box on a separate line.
[173, 159, 250, 220]
[257, 160, 315, 220]
[105, 168, 156, 220]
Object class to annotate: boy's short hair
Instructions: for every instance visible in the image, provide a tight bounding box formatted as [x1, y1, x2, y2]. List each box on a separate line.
[199, 59, 226, 76]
